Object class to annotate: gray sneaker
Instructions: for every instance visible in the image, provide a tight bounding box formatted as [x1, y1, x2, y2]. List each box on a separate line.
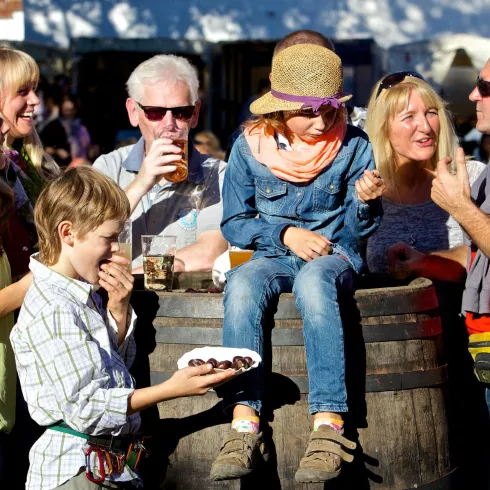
[210, 429, 268, 481]
[295, 425, 356, 483]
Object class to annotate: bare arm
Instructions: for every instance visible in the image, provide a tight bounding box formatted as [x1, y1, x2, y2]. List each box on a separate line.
[385, 243, 467, 283]
[174, 230, 228, 272]
[127, 363, 235, 415]
[124, 138, 181, 215]
[431, 147, 490, 258]
[0, 272, 32, 319]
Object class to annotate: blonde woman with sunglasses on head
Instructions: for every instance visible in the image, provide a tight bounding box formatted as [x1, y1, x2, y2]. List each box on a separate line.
[364, 72, 485, 274]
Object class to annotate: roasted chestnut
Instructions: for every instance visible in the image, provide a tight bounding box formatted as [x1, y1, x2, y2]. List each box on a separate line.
[243, 356, 254, 366]
[233, 356, 244, 363]
[231, 361, 239, 370]
[235, 358, 248, 369]
[216, 360, 232, 370]
[188, 358, 205, 367]
[207, 358, 218, 368]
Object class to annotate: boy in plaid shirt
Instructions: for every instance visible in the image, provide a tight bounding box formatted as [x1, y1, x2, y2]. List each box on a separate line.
[10, 167, 234, 489]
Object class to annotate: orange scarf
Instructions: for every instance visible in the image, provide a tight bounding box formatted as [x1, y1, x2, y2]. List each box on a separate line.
[244, 118, 347, 183]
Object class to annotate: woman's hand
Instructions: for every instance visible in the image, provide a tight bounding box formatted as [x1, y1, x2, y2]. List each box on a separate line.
[165, 363, 236, 397]
[355, 169, 386, 203]
[282, 227, 332, 261]
[98, 259, 134, 337]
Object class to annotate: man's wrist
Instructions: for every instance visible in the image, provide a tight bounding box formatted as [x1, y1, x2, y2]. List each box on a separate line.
[126, 178, 150, 200]
[451, 197, 476, 224]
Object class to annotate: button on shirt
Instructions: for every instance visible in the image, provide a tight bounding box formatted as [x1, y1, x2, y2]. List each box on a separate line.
[10, 256, 140, 490]
[93, 138, 226, 268]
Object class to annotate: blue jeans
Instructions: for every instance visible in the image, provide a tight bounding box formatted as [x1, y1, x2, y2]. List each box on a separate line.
[222, 254, 355, 416]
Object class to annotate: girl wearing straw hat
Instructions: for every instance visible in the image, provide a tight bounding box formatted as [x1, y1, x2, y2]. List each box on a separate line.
[212, 44, 385, 483]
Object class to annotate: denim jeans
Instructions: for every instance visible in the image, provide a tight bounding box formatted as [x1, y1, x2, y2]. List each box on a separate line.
[221, 254, 355, 416]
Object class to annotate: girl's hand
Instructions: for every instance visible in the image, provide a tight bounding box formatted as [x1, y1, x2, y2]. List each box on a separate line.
[355, 169, 385, 203]
[98, 260, 134, 331]
[282, 227, 332, 261]
[166, 363, 236, 397]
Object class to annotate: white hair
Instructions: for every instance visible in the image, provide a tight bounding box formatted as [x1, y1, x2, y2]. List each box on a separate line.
[126, 54, 199, 103]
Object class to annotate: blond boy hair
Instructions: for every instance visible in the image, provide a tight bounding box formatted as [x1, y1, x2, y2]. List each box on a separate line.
[35, 167, 130, 265]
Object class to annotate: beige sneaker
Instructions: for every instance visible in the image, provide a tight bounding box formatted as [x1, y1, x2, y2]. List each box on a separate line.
[210, 429, 267, 481]
[295, 425, 356, 483]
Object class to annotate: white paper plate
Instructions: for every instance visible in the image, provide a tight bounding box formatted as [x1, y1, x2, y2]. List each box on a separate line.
[177, 346, 261, 374]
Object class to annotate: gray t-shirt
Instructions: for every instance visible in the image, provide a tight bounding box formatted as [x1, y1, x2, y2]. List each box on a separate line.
[93, 138, 226, 268]
[366, 160, 486, 273]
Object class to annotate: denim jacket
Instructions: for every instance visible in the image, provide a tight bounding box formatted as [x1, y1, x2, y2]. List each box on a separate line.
[221, 124, 382, 274]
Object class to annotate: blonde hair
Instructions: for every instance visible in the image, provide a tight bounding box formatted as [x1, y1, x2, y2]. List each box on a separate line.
[35, 167, 130, 265]
[0, 47, 59, 181]
[365, 76, 458, 184]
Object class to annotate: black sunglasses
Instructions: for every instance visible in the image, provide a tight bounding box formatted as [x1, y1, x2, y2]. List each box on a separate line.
[136, 101, 195, 121]
[375, 71, 425, 99]
[477, 77, 490, 97]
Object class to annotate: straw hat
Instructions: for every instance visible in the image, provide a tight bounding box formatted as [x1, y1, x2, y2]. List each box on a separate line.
[250, 44, 352, 115]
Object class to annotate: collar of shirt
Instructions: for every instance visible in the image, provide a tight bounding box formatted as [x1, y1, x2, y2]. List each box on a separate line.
[122, 137, 205, 183]
[29, 254, 92, 305]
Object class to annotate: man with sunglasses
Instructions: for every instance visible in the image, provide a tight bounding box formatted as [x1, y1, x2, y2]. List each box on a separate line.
[386, 59, 490, 415]
[94, 54, 228, 273]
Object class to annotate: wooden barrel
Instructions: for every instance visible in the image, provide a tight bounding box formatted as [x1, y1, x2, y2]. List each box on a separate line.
[136, 274, 455, 489]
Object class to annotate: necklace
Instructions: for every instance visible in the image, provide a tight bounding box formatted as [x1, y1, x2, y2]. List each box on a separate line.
[392, 180, 431, 248]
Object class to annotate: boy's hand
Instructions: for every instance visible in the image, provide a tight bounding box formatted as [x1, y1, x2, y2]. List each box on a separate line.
[98, 260, 134, 331]
[355, 169, 385, 203]
[166, 363, 236, 397]
[385, 241, 426, 279]
[282, 227, 332, 261]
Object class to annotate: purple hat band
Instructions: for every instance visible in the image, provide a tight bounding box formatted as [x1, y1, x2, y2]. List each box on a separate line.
[270, 88, 345, 114]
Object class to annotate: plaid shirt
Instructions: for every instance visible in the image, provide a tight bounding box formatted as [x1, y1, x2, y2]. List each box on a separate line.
[10, 256, 141, 490]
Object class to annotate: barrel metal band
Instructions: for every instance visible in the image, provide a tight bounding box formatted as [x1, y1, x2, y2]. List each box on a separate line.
[154, 280, 438, 319]
[154, 317, 441, 346]
[415, 468, 459, 489]
[150, 365, 447, 394]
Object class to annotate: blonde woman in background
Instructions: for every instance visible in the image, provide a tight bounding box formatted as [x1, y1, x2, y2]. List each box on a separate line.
[364, 72, 484, 272]
[0, 48, 58, 489]
[364, 71, 488, 488]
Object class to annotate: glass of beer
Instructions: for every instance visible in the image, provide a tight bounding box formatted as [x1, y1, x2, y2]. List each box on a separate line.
[116, 219, 132, 273]
[229, 248, 254, 268]
[142, 235, 177, 291]
[153, 127, 188, 183]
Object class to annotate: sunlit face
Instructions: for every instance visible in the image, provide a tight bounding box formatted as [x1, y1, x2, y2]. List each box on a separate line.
[69, 219, 123, 285]
[126, 80, 200, 153]
[1, 82, 39, 139]
[469, 59, 490, 135]
[284, 106, 338, 143]
[388, 90, 439, 166]
[0, 115, 10, 170]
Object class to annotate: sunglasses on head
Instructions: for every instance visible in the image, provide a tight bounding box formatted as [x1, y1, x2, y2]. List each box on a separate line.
[375, 71, 425, 99]
[477, 77, 490, 97]
[136, 101, 195, 121]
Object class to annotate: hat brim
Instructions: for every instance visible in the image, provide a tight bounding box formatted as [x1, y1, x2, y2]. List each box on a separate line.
[250, 91, 353, 115]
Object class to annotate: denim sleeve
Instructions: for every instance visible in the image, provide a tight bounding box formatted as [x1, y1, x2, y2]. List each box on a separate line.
[220, 141, 289, 251]
[343, 138, 383, 239]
